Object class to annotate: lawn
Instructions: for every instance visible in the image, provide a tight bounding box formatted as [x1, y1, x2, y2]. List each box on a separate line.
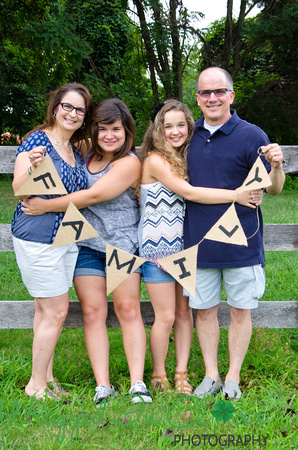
[0, 179, 297, 449]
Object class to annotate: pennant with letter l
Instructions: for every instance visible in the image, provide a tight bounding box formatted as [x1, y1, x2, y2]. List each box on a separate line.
[106, 243, 145, 295]
[51, 202, 99, 249]
[203, 204, 248, 246]
[15, 153, 67, 199]
[157, 245, 198, 298]
[237, 156, 272, 192]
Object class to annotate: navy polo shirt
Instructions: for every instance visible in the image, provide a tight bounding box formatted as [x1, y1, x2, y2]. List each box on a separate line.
[184, 110, 271, 268]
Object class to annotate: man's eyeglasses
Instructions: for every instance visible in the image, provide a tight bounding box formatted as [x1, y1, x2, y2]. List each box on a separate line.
[59, 103, 87, 116]
[197, 88, 232, 98]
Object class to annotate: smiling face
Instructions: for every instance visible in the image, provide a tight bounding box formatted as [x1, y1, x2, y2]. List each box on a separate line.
[97, 119, 126, 155]
[195, 68, 235, 126]
[54, 91, 86, 135]
[163, 109, 189, 149]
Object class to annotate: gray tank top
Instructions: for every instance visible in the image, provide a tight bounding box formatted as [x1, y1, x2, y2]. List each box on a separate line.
[78, 152, 140, 254]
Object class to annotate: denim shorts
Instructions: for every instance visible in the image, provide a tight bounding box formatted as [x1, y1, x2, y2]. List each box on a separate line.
[142, 260, 175, 283]
[74, 246, 142, 278]
[186, 265, 265, 310]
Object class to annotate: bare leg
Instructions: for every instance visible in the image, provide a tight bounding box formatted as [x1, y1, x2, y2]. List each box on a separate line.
[146, 282, 176, 376]
[225, 307, 252, 384]
[74, 275, 110, 387]
[25, 293, 69, 396]
[112, 273, 146, 386]
[173, 283, 193, 372]
[33, 299, 54, 379]
[196, 305, 220, 381]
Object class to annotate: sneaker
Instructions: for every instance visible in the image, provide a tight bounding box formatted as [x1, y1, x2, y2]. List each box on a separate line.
[93, 385, 117, 407]
[129, 381, 152, 403]
[193, 376, 223, 399]
[222, 380, 242, 400]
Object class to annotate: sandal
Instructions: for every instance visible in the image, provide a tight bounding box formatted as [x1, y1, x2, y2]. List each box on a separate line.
[47, 378, 70, 397]
[32, 386, 58, 402]
[151, 374, 171, 392]
[174, 371, 193, 394]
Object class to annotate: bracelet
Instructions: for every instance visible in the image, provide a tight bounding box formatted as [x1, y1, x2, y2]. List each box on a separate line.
[27, 165, 33, 175]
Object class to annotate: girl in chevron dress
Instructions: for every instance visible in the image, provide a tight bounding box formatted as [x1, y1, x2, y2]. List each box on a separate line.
[138, 100, 262, 394]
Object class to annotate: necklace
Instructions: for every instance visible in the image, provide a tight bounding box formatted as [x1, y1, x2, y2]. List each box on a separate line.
[47, 130, 75, 163]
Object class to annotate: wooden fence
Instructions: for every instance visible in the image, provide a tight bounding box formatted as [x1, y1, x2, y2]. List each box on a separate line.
[0, 146, 297, 329]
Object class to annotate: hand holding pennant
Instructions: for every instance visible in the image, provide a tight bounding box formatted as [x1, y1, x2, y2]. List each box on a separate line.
[15, 154, 67, 199]
[157, 245, 198, 298]
[237, 156, 272, 192]
[106, 243, 145, 295]
[51, 202, 99, 249]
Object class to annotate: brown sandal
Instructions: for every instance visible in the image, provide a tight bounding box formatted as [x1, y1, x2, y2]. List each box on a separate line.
[32, 386, 58, 402]
[151, 374, 171, 392]
[47, 377, 70, 397]
[174, 371, 193, 394]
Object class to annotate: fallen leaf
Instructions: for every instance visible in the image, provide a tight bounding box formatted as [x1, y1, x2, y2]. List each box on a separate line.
[182, 410, 191, 421]
[97, 418, 109, 429]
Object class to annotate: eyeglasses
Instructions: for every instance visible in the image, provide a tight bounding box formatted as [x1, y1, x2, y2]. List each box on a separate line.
[197, 88, 232, 98]
[59, 103, 87, 116]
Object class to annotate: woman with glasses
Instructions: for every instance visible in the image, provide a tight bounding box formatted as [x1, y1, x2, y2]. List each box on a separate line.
[12, 83, 93, 401]
[20, 98, 152, 406]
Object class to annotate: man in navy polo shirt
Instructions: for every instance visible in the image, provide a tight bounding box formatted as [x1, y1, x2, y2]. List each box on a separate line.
[184, 67, 285, 399]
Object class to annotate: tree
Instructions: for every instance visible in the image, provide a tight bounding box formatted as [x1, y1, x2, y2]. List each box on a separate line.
[131, 0, 203, 102]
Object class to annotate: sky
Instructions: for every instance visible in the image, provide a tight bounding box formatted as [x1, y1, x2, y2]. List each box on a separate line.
[183, 0, 261, 28]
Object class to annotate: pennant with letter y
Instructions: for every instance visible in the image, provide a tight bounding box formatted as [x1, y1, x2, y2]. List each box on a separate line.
[203, 204, 248, 247]
[15, 153, 67, 199]
[51, 202, 99, 249]
[106, 243, 145, 295]
[157, 245, 198, 298]
[237, 156, 272, 192]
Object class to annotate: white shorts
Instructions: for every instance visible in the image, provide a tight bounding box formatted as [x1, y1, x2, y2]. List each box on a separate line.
[185, 265, 265, 310]
[13, 237, 79, 298]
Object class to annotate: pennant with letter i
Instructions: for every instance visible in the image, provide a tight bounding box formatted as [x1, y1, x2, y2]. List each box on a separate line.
[157, 245, 198, 298]
[237, 156, 272, 192]
[203, 204, 248, 246]
[106, 243, 145, 295]
[51, 202, 99, 249]
[15, 154, 67, 199]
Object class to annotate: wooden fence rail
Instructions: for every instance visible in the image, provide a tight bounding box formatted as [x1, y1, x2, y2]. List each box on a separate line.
[0, 146, 297, 329]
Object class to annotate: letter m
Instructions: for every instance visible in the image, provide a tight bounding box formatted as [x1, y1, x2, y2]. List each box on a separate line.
[107, 249, 136, 274]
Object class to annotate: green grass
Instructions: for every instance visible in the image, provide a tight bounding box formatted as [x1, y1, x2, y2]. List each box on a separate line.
[0, 181, 297, 448]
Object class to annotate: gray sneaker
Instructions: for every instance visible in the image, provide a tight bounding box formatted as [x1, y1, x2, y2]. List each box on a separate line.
[222, 380, 242, 400]
[93, 385, 117, 407]
[129, 381, 152, 403]
[193, 376, 223, 399]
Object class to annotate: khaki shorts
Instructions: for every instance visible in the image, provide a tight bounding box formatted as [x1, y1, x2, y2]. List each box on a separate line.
[185, 265, 265, 310]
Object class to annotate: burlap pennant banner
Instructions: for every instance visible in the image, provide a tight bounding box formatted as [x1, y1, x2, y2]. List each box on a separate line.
[203, 203, 248, 246]
[51, 202, 99, 249]
[238, 156, 272, 192]
[15, 154, 67, 199]
[157, 245, 198, 298]
[106, 243, 146, 295]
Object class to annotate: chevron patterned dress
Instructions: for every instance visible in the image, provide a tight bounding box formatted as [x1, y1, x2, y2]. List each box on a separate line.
[138, 182, 185, 263]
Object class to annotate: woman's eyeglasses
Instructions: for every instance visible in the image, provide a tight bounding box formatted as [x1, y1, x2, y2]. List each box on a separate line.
[59, 103, 87, 116]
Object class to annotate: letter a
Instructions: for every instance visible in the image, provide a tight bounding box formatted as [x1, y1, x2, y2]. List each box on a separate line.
[51, 202, 99, 249]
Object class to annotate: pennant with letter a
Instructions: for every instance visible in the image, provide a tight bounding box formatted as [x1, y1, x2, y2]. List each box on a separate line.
[238, 156, 272, 192]
[203, 204, 247, 246]
[15, 153, 67, 199]
[106, 243, 145, 295]
[157, 245, 198, 298]
[51, 202, 99, 249]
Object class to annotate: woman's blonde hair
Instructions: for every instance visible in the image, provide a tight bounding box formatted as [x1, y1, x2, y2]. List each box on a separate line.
[140, 99, 195, 180]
